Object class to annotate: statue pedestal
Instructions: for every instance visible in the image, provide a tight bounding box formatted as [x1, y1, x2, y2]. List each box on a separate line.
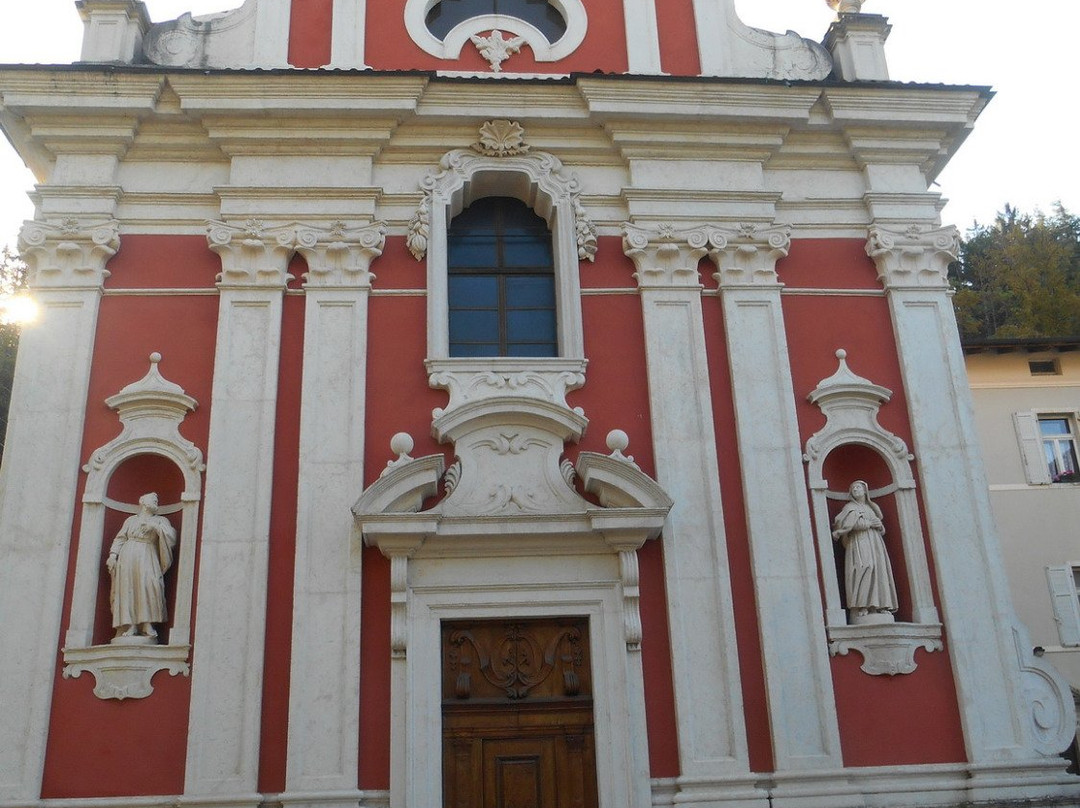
[110, 634, 158, 646]
[850, 611, 894, 626]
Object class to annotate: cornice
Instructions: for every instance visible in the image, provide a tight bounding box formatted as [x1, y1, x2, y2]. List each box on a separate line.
[576, 79, 823, 123]
[163, 73, 430, 114]
[0, 70, 165, 112]
[820, 85, 990, 126]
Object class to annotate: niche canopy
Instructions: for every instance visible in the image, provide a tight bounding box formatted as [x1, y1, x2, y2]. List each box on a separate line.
[405, 0, 588, 66]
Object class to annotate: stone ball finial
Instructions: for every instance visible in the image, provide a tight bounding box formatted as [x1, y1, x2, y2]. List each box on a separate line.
[827, 0, 864, 12]
[149, 351, 162, 364]
[606, 429, 630, 454]
[390, 432, 414, 458]
[836, 348, 847, 360]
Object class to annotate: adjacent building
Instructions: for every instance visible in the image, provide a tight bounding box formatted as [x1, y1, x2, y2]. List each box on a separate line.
[964, 339, 1080, 696]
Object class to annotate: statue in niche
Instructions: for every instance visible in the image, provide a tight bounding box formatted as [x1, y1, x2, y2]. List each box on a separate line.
[831, 480, 898, 624]
[107, 492, 177, 642]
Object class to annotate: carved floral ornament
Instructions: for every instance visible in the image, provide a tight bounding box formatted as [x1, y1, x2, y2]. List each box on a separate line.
[470, 30, 525, 72]
[17, 219, 121, 289]
[865, 224, 960, 290]
[206, 219, 387, 287]
[407, 122, 598, 264]
[622, 222, 792, 288]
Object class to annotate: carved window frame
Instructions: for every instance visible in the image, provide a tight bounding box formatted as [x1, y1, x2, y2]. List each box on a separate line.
[62, 354, 204, 699]
[408, 142, 596, 366]
[804, 350, 943, 675]
[403, 0, 588, 63]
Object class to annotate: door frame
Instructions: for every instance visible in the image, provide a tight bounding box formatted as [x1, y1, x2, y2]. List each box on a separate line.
[393, 552, 653, 808]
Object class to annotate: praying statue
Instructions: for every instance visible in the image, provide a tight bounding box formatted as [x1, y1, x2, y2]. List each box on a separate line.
[107, 492, 177, 641]
[831, 480, 898, 624]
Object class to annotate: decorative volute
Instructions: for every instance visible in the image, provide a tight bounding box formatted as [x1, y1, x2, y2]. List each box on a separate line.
[207, 219, 296, 287]
[18, 219, 120, 289]
[622, 224, 712, 289]
[866, 224, 961, 291]
[295, 221, 387, 288]
[708, 223, 792, 287]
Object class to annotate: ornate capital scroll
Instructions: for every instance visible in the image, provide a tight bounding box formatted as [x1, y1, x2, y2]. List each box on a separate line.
[621, 223, 712, 289]
[18, 219, 120, 290]
[707, 223, 792, 287]
[206, 219, 297, 288]
[295, 221, 387, 288]
[866, 224, 960, 291]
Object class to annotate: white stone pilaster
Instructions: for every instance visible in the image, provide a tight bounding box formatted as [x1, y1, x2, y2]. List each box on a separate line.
[183, 220, 294, 804]
[622, 225, 763, 807]
[282, 223, 385, 807]
[76, 0, 150, 63]
[329, 0, 367, 69]
[868, 224, 1079, 779]
[710, 225, 851, 786]
[254, 0, 292, 68]
[823, 13, 891, 82]
[0, 219, 118, 802]
[622, 0, 663, 74]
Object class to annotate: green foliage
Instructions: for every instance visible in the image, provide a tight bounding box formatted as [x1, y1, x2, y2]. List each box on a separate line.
[949, 204, 1080, 340]
[0, 246, 28, 462]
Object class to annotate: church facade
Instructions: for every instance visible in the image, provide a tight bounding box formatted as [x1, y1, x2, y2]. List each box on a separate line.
[1, 1, 1077, 807]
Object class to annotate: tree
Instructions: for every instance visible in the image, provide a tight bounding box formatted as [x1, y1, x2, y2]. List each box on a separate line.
[950, 204, 1080, 340]
[0, 246, 28, 462]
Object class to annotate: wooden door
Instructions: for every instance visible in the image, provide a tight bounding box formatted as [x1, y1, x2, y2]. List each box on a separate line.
[442, 617, 599, 808]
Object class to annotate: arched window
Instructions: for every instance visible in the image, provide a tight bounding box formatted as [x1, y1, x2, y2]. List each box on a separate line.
[425, 0, 568, 41]
[447, 196, 557, 358]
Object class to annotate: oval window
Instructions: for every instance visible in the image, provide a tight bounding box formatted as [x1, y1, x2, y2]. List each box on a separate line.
[425, 0, 568, 42]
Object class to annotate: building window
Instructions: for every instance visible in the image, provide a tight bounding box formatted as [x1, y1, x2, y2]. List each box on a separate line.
[1029, 358, 1061, 376]
[447, 197, 557, 358]
[426, 0, 568, 41]
[1046, 565, 1080, 647]
[1041, 416, 1080, 483]
[1013, 410, 1080, 485]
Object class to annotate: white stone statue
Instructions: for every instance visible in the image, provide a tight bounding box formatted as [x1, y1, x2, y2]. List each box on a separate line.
[107, 493, 177, 642]
[831, 480, 897, 624]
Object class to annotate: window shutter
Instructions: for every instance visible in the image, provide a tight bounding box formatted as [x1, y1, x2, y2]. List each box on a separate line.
[1046, 566, 1080, 647]
[1014, 411, 1051, 485]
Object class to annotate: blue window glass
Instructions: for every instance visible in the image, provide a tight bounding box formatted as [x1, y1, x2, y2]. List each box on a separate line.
[447, 197, 557, 358]
[425, 0, 568, 41]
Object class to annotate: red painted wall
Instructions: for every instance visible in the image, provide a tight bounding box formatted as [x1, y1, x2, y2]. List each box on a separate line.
[289, 0, 335, 68]
[42, 236, 219, 797]
[656, 0, 701, 76]
[365, 0, 629, 74]
[778, 239, 966, 767]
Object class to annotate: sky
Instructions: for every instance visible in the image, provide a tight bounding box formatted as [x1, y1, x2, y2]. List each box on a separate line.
[1, 0, 1078, 251]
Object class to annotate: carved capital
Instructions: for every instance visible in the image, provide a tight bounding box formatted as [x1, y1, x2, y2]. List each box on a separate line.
[18, 219, 120, 290]
[622, 224, 713, 288]
[866, 224, 960, 291]
[708, 223, 792, 287]
[295, 221, 387, 288]
[206, 219, 296, 288]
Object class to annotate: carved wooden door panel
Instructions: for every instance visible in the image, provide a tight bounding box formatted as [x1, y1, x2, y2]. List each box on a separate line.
[442, 617, 598, 808]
